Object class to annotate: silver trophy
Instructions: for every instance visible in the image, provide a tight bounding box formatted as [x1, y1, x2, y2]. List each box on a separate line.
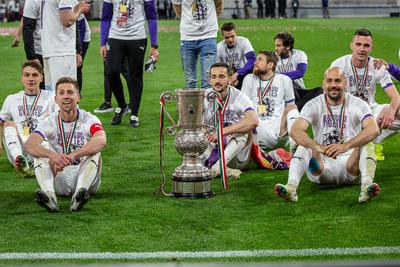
[156, 89, 219, 198]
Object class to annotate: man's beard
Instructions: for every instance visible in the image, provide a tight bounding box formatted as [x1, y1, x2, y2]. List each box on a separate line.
[253, 67, 267, 77]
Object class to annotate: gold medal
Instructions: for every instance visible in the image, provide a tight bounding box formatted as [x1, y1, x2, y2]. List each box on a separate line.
[23, 126, 30, 136]
[258, 104, 267, 114]
[119, 4, 127, 13]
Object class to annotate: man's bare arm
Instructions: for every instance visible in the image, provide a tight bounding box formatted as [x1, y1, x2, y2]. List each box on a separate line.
[172, 3, 181, 19]
[214, 0, 224, 17]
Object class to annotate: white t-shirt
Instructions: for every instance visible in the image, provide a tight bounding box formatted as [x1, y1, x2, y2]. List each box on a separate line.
[34, 109, 102, 156]
[23, 0, 42, 55]
[203, 86, 255, 127]
[330, 54, 394, 108]
[241, 73, 295, 121]
[217, 36, 254, 71]
[106, 0, 150, 41]
[276, 49, 307, 89]
[0, 90, 57, 138]
[172, 0, 218, 41]
[40, 0, 76, 58]
[300, 93, 372, 146]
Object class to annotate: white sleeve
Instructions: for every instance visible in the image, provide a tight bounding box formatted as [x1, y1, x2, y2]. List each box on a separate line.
[216, 42, 224, 63]
[243, 38, 254, 55]
[0, 95, 12, 122]
[238, 93, 256, 113]
[355, 98, 373, 123]
[23, 0, 40, 18]
[376, 66, 395, 90]
[283, 76, 295, 104]
[34, 117, 52, 140]
[59, 0, 73, 10]
[297, 50, 308, 64]
[299, 100, 317, 125]
[241, 75, 258, 107]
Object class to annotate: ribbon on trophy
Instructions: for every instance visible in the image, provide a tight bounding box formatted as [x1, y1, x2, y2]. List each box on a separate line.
[214, 96, 228, 191]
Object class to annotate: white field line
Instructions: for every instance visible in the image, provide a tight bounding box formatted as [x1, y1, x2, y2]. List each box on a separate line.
[0, 247, 399, 260]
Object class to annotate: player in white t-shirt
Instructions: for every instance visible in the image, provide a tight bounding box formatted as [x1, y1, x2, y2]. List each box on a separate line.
[274, 67, 381, 203]
[242, 51, 299, 152]
[330, 29, 400, 153]
[25, 77, 106, 212]
[202, 63, 258, 179]
[40, 0, 90, 91]
[172, 0, 223, 89]
[0, 61, 57, 177]
[274, 32, 323, 111]
[216, 22, 256, 90]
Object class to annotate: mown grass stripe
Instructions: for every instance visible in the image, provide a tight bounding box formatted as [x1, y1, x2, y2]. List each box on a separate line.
[1, 247, 399, 259]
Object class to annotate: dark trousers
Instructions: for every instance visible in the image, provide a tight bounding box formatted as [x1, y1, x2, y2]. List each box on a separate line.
[264, 0, 275, 18]
[103, 56, 132, 104]
[257, 0, 264, 17]
[77, 41, 90, 93]
[278, 0, 286, 17]
[295, 87, 323, 111]
[106, 38, 147, 116]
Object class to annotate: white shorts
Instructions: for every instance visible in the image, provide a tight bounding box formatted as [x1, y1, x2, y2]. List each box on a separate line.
[43, 55, 77, 92]
[53, 154, 102, 196]
[306, 150, 359, 185]
[257, 117, 288, 150]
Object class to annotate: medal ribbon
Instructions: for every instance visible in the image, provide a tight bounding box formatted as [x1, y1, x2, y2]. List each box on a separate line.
[258, 76, 274, 105]
[224, 43, 237, 69]
[350, 60, 369, 97]
[280, 54, 291, 73]
[57, 113, 78, 155]
[22, 90, 41, 127]
[325, 94, 346, 143]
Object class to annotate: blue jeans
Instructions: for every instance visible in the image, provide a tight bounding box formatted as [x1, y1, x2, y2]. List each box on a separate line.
[180, 38, 217, 89]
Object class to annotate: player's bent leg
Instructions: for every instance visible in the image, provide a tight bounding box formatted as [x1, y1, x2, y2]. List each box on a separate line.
[33, 157, 59, 212]
[210, 134, 248, 180]
[70, 153, 102, 211]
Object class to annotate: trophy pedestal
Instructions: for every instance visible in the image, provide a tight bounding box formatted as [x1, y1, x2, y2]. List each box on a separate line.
[172, 164, 214, 198]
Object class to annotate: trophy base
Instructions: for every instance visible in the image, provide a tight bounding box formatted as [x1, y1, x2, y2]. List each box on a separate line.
[172, 175, 214, 198]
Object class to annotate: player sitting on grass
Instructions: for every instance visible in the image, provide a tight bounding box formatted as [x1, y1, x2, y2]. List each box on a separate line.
[274, 67, 381, 203]
[25, 77, 106, 212]
[0, 60, 57, 177]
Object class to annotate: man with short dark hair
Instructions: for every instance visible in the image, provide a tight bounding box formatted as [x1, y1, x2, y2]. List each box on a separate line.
[25, 77, 106, 212]
[330, 28, 400, 160]
[217, 22, 256, 89]
[202, 63, 258, 179]
[0, 61, 57, 177]
[274, 32, 323, 111]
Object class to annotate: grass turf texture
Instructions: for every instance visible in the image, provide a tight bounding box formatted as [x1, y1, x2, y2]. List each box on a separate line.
[0, 18, 399, 264]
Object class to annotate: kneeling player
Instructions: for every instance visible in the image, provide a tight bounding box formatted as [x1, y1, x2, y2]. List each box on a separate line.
[274, 67, 380, 203]
[0, 60, 57, 177]
[25, 77, 106, 212]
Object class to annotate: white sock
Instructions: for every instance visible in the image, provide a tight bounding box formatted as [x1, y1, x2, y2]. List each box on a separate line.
[34, 157, 55, 194]
[287, 145, 312, 189]
[287, 108, 300, 148]
[3, 126, 23, 161]
[374, 129, 396, 144]
[76, 154, 101, 191]
[211, 135, 246, 176]
[359, 142, 376, 186]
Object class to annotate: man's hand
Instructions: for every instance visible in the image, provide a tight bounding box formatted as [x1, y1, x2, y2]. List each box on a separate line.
[206, 132, 218, 143]
[377, 108, 395, 129]
[76, 54, 83, 68]
[149, 47, 159, 62]
[313, 143, 327, 154]
[373, 58, 388, 70]
[11, 36, 20, 47]
[100, 46, 107, 60]
[229, 72, 239, 87]
[75, 1, 91, 14]
[324, 143, 350, 158]
[49, 153, 72, 172]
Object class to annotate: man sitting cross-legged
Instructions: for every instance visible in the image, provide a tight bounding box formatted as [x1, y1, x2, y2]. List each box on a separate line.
[274, 67, 381, 203]
[0, 60, 57, 177]
[25, 77, 106, 212]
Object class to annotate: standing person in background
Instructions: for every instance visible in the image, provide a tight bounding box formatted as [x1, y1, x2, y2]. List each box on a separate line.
[322, 0, 329, 18]
[277, 0, 286, 18]
[264, 0, 275, 18]
[0, 0, 6, 22]
[40, 0, 90, 91]
[172, 0, 224, 89]
[76, 14, 91, 94]
[100, 0, 159, 127]
[243, 0, 252, 19]
[291, 0, 298, 18]
[257, 0, 263, 18]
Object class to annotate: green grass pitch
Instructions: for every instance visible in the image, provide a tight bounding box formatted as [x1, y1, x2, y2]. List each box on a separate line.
[0, 18, 399, 264]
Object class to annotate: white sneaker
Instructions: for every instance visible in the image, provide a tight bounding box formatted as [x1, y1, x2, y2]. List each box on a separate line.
[274, 183, 298, 202]
[359, 183, 380, 203]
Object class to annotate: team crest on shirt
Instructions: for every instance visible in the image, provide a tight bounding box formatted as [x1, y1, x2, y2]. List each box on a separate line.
[322, 129, 340, 146]
[192, 0, 208, 22]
